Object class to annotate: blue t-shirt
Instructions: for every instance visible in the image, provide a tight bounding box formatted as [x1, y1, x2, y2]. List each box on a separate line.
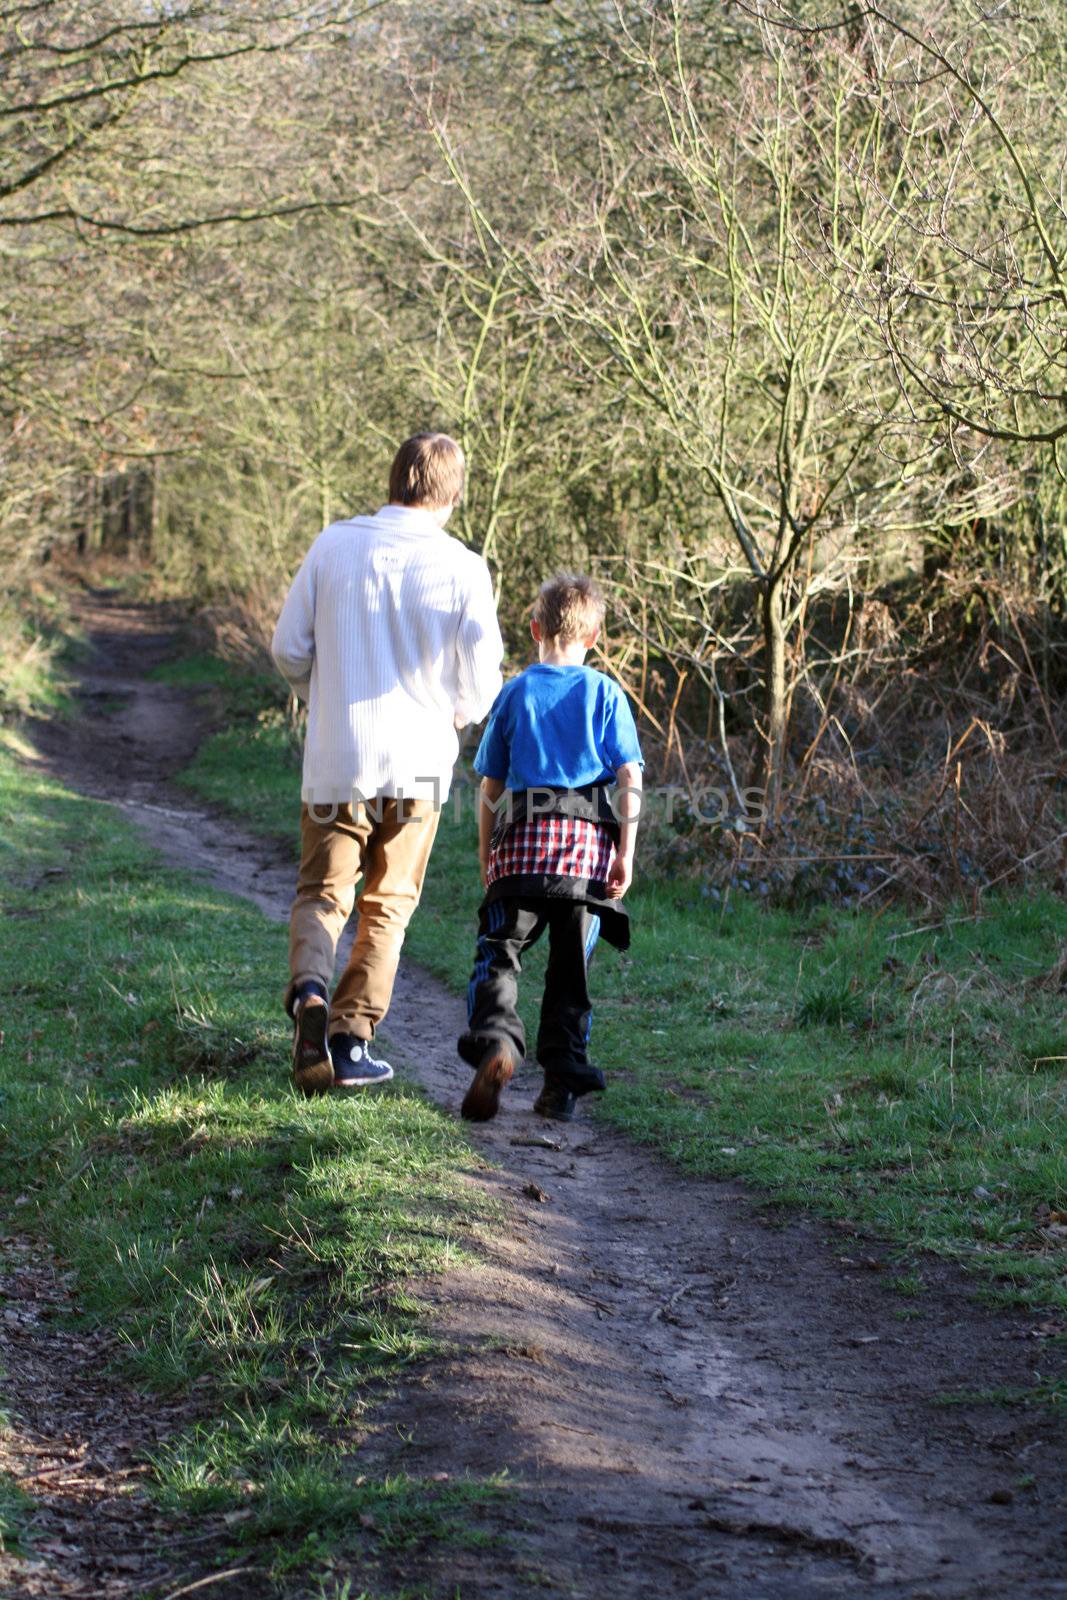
[474, 663, 644, 790]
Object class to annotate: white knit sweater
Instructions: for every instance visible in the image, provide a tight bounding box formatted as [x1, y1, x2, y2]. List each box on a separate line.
[271, 505, 504, 805]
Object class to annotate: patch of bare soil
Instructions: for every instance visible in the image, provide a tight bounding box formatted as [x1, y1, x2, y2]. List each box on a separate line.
[17, 588, 1067, 1600]
[26, 586, 297, 917]
[0, 1238, 253, 1600]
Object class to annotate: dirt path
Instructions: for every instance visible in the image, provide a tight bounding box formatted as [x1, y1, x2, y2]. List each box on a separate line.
[0, 1239, 233, 1600]
[16, 587, 1067, 1600]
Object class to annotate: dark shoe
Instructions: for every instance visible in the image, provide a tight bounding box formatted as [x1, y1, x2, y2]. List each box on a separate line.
[330, 1034, 395, 1088]
[533, 1080, 577, 1122]
[291, 999, 333, 1095]
[541, 1060, 605, 1096]
[461, 1043, 516, 1122]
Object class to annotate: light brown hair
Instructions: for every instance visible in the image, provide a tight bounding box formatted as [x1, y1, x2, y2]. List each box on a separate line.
[388, 432, 465, 508]
[533, 572, 606, 645]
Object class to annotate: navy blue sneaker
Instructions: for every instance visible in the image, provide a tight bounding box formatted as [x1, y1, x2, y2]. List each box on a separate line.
[329, 1034, 394, 1088]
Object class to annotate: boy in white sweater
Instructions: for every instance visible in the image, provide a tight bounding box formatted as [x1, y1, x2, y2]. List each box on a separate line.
[272, 433, 503, 1094]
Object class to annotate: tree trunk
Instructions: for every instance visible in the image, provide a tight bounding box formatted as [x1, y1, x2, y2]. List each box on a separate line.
[148, 458, 160, 557]
[84, 476, 101, 554]
[760, 575, 788, 822]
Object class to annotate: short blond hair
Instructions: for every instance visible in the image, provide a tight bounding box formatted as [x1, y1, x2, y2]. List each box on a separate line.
[533, 572, 606, 645]
[388, 432, 465, 508]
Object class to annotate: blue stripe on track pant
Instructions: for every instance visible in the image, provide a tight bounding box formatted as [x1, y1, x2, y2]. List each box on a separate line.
[458, 895, 607, 1096]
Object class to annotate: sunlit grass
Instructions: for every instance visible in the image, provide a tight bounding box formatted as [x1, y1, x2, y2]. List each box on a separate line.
[0, 738, 500, 1580]
[174, 702, 1066, 1315]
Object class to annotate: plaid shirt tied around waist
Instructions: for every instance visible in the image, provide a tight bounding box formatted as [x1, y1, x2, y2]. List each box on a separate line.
[486, 814, 614, 887]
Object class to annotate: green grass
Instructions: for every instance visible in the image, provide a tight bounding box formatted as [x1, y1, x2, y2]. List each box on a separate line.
[174, 686, 1067, 1316]
[149, 651, 304, 835]
[147, 649, 287, 723]
[0, 1469, 36, 1557]
[0, 736, 502, 1586]
[415, 800, 1067, 1309]
[0, 586, 77, 721]
[936, 1375, 1066, 1409]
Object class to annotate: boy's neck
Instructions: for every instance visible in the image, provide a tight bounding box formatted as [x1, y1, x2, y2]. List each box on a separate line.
[538, 638, 589, 667]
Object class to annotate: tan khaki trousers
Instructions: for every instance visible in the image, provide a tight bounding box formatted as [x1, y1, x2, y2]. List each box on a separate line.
[286, 798, 440, 1040]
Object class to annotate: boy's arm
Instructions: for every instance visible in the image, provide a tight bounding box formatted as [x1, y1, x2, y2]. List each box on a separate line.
[479, 776, 507, 887]
[607, 760, 642, 900]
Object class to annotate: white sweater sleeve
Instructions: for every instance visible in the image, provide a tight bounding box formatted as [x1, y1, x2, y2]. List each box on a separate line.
[453, 559, 504, 727]
[271, 548, 317, 702]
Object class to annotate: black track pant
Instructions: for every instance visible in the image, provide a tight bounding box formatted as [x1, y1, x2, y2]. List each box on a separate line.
[458, 896, 606, 1095]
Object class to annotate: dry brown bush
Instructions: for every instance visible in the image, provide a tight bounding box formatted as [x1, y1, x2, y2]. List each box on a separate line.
[195, 579, 280, 680]
[631, 569, 1066, 907]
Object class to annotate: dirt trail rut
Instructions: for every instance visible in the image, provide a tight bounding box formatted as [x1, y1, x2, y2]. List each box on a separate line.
[19, 589, 1067, 1599]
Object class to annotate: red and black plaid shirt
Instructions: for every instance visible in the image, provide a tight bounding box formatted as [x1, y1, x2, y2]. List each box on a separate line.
[487, 815, 614, 887]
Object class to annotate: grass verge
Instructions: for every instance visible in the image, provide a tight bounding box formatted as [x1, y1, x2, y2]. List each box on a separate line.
[0, 734, 502, 1589]
[0, 1469, 35, 1557]
[166, 652, 1067, 1332]
[0, 584, 78, 721]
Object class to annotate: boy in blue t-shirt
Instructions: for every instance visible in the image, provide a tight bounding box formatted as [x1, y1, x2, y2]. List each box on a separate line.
[459, 573, 643, 1123]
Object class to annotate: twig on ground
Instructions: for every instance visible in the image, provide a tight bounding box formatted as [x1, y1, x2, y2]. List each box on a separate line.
[650, 1283, 694, 1324]
[887, 916, 977, 941]
[158, 1568, 257, 1600]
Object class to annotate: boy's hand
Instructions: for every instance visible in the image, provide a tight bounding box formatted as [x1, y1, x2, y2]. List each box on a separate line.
[478, 776, 506, 890]
[606, 853, 633, 899]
